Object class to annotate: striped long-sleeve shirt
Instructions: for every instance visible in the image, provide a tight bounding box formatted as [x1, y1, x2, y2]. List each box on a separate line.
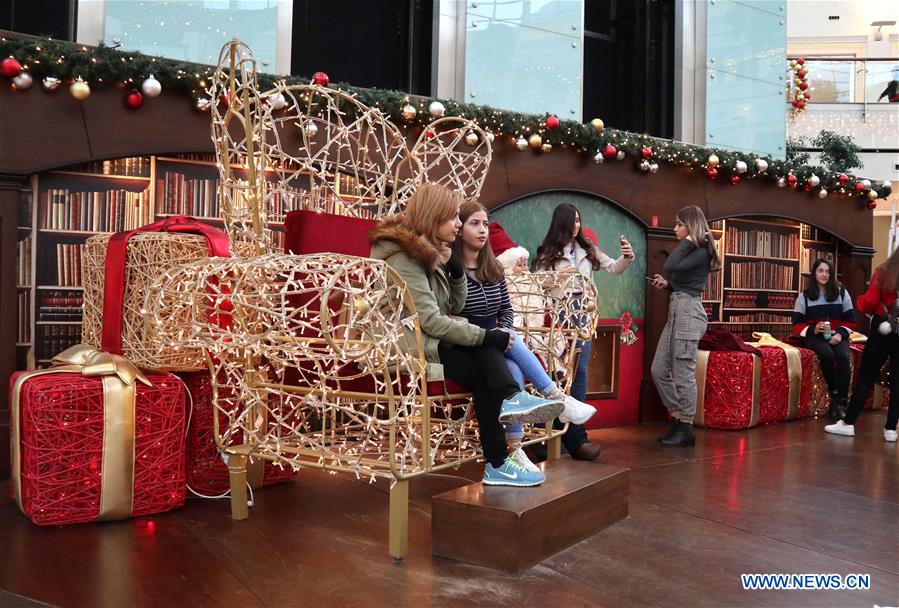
[457, 273, 514, 330]
[791, 288, 856, 338]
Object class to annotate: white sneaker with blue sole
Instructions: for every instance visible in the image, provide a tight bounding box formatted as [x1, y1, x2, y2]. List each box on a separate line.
[482, 457, 546, 487]
[498, 390, 564, 425]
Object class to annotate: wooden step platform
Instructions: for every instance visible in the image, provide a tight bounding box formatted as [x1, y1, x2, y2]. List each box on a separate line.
[431, 459, 629, 573]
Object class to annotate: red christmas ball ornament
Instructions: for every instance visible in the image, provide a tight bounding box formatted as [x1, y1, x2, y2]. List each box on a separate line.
[797, 58, 805, 65]
[218, 93, 230, 109]
[786, 173, 797, 187]
[729, 175, 740, 185]
[1, 56, 23, 78]
[602, 143, 617, 159]
[312, 71, 329, 86]
[545, 115, 560, 131]
[804, 183, 814, 192]
[799, 81, 809, 91]
[425, 128, 436, 139]
[125, 90, 143, 109]
[641, 146, 653, 160]
[867, 199, 878, 210]
[854, 182, 865, 193]
[791, 99, 800, 108]
[706, 167, 718, 180]
[838, 174, 849, 185]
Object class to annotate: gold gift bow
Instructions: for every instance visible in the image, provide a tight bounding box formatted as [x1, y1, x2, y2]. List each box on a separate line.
[11, 345, 151, 521]
[748, 332, 803, 420]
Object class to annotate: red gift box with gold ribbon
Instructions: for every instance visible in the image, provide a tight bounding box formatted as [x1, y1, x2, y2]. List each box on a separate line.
[10, 346, 186, 525]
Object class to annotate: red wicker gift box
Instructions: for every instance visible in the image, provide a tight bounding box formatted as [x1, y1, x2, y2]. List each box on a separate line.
[10, 347, 186, 526]
[181, 371, 294, 495]
[695, 342, 814, 430]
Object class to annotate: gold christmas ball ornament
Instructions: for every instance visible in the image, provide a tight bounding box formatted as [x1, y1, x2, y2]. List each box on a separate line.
[590, 118, 604, 133]
[352, 297, 371, 315]
[868, 190, 879, 201]
[528, 133, 542, 149]
[707, 154, 720, 167]
[401, 104, 417, 121]
[465, 131, 479, 146]
[541, 143, 552, 153]
[70, 78, 91, 101]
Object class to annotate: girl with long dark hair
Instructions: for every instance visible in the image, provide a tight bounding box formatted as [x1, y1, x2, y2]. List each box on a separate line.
[533, 203, 634, 459]
[791, 258, 856, 420]
[649, 205, 720, 447]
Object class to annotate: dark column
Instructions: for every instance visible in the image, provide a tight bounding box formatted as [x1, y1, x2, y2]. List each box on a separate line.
[640, 226, 677, 422]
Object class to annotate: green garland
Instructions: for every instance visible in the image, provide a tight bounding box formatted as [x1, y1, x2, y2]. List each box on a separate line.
[0, 34, 891, 202]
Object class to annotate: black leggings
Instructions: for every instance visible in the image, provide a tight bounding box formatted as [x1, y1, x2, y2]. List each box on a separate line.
[844, 322, 899, 431]
[438, 344, 520, 467]
[804, 332, 852, 399]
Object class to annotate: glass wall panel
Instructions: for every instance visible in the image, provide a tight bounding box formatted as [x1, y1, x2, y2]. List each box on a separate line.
[706, 0, 787, 158]
[465, 0, 583, 120]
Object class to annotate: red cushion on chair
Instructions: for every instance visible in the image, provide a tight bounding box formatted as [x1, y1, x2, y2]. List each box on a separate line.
[284, 210, 378, 256]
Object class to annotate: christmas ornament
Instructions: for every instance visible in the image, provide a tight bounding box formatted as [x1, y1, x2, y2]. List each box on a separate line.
[545, 115, 560, 131]
[804, 183, 814, 192]
[882, 180, 892, 192]
[312, 71, 329, 86]
[862, 179, 872, 189]
[818, 188, 828, 199]
[516, 136, 528, 151]
[641, 146, 653, 160]
[425, 128, 436, 139]
[267, 92, 287, 110]
[730, 175, 740, 185]
[777, 177, 786, 188]
[303, 120, 319, 138]
[590, 118, 605, 133]
[12, 72, 33, 90]
[70, 78, 91, 101]
[42, 76, 61, 91]
[484, 131, 495, 143]
[867, 199, 878, 210]
[0, 56, 22, 78]
[789, 59, 797, 68]
[799, 82, 809, 92]
[649, 162, 659, 174]
[756, 158, 768, 173]
[602, 144, 617, 159]
[868, 190, 878, 201]
[125, 90, 143, 109]
[786, 173, 797, 188]
[878, 320, 891, 335]
[353, 297, 371, 315]
[592, 151, 604, 164]
[528, 134, 542, 149]
[797, 58, 805, 65]
[465, 131, 478, 146]
[616, 150, 626, 161]
[639, 160, 650, 172]
[140, 74, 162, 98]
[707, 154, 720, 167]
[734, 160, 747, 174]
[838, 174, 849, 186]
[401, 104, 416, 121]
[854, 182, 866, 193]
[428, 100, 445, 118]
[541, 143, 552, 153]
[706, 167, 718, 180]
[195, 97, 212, 111]
[808, 173, 820, 187]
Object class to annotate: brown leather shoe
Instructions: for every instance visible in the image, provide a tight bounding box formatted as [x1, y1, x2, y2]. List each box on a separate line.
[572, 441, 601, 461]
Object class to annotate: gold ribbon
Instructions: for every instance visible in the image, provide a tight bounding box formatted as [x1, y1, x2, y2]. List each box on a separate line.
[748, 332, 803, 420]
[11, 345, 151, 521]
[695, 348, 762, 428]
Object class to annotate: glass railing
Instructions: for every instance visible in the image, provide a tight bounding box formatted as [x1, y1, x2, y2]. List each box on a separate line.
[787, 56, 899, 104]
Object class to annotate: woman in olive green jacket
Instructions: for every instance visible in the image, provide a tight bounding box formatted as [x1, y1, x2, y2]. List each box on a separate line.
[369, 184, 561, 486]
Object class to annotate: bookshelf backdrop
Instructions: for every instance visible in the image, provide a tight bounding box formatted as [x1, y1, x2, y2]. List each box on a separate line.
[15, 153, 363, 370]
[701, 217, 842, 339]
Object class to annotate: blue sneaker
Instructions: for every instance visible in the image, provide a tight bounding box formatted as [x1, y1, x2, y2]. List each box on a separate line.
[498, 390, 564, 424]
[482, 457, 546, 487]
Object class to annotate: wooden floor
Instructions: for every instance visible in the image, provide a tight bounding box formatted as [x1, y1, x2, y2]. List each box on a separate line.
[1, 411, 897, 607]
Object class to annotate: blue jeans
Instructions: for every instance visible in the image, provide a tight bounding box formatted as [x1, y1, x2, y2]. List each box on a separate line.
[557, 296, 591, 451]
[504, 331, 556, 442]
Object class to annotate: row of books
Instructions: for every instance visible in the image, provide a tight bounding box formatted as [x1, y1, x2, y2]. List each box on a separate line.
[724, 226, 800, 259]
[38, 291, 84, 322]
[157, 174, 221, 217]
[37, 325, 81, 362]
[17, 292, 30, 343]
[39, 188, 153, 232]
[66, 157, 151, 177]
[712, 322, 792, 340]
[727, 261, 796, 290]
[801, 247, 835, 271]
[723, 293, 795, 310]
[17, 236, 32, 285]
[724, 312, 793, 323]
[701, 268, 722, 301]
[56, 244, 84, 287]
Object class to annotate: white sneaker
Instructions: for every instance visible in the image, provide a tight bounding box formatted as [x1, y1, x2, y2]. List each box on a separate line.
[885, 429, 898, 442]
[824, 420, 855, 437]
[559, 395, 597, 425]
[509, 447, 541, 473]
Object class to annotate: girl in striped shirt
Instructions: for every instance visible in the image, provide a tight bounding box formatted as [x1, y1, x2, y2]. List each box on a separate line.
[453, 202, 596, 471]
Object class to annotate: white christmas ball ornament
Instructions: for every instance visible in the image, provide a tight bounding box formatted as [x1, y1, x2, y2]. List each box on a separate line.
[818, 188, 828, 199]
[516, 137, 528, 151]
[12, 72, 33, 90]
[267, 92, 287, 110]
[649, 162, 659, 174]
[777, 177, 786, 188]
[879, 321, 892, 335]
[862, 179, 872, 189]
[734, 160, 748, 174]
[195, 97, 212, 111]
[616, 150, 626, 161]
[428, 100, 445, 118]
[303, 120, 319, 137]
[808, 173, 820, 187]
[756, 158, 768, 173]
[592, 151, 604, 164]
[883, 180, 892, 192]
[42, 76, 61, 91]
[141, 74, 162, 98]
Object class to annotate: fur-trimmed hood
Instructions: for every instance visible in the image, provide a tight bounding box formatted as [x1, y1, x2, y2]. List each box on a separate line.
[368, 216, 441, 270]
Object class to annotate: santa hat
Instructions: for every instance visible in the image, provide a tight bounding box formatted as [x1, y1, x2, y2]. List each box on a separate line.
[489, 222, 530, 271]
[581, 227, 599, 246]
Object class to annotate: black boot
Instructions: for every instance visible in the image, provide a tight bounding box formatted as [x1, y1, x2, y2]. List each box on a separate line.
[659, 421, 696, 447]
[657, 419, 679, 443]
